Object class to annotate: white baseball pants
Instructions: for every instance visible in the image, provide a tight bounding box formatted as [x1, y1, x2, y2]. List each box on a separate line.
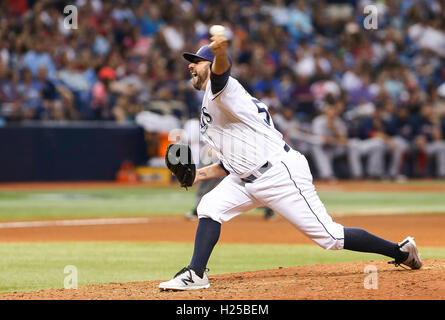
[197, 148, 345, 250]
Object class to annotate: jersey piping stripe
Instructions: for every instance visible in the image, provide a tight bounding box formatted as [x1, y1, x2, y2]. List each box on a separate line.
[280, 161, 344, 241]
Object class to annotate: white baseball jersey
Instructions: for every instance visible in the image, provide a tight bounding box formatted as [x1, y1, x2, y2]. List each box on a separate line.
[199, 76, 285, 176]
[196, 69, 345, 251]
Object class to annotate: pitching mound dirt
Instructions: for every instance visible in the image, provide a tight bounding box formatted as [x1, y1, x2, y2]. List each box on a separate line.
[2, 259, 444, 300]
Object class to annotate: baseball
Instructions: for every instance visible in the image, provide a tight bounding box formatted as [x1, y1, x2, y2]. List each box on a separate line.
[209, 25, 226, 36]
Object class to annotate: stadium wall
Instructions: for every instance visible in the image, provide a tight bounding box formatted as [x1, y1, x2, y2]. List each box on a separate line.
[0, 123, 148, 182]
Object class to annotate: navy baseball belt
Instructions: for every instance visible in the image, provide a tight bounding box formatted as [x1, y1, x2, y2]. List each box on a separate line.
[241, 143, 290, 183]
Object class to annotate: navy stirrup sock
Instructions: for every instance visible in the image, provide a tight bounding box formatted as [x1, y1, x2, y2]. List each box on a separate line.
[343, 227, 408, 262]
[189, 218, 221, 277]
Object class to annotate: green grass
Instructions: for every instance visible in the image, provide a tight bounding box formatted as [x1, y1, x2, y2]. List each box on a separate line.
[318, 191, 445, 215]
[0, 188, 195, 220]
[0, 187, 444, 220]
[0, 242, 444, 294]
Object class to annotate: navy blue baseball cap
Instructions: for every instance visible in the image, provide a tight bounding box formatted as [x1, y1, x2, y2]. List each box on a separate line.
[183, 45, 232, 65]
[183, 45, 214, 63]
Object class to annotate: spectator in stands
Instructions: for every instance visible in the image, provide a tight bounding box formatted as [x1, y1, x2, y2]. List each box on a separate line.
[409, 103, 445, 178]
[311, 97, 349, 180]
[136, 2, 165, 36]
[36, 66, 58, 120]
[148, 86, 187, 119]
[286, 0, 313, 41]
[310, 75, 342, 110]
[273, 105, 321, 157]
[346, 107, 388, 180]
[292, 74, 316, 121]
[0, 63, 21, 121]
[429, 82, 445, 117]
[113, 95, 143, 123]
[22, 40, 56, 80]
[348, 74, 378, 107]
[252, 62, 281, 98]
[17, 68, 42, 120]
[356, 101, 409, 179]
[91, 66, 117, 120]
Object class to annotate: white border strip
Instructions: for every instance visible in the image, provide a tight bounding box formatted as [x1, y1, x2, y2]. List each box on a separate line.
[0, 218, 150, 229]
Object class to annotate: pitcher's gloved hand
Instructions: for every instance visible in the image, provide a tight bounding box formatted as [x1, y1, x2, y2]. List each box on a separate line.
[165, 144, 196, 190]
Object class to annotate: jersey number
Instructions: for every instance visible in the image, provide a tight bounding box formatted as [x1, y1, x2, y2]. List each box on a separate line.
[252, 98, 271, 126]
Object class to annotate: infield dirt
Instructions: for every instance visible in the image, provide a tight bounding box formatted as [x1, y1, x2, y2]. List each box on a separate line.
[2, 259, 444, 300]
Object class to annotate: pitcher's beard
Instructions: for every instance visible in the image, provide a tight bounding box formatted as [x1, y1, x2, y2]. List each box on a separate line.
[192, 68, 209, 90]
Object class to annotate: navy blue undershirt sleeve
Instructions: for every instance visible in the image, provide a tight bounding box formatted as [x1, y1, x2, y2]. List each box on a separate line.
[218, 161, 230, 175]
[210, 67, 231, 95]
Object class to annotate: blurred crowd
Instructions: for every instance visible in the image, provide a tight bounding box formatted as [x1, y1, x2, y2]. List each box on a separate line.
[0, 0, 445, 178]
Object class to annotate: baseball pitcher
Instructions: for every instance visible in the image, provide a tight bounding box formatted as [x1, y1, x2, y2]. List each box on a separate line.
[160, 29, 422, 290]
